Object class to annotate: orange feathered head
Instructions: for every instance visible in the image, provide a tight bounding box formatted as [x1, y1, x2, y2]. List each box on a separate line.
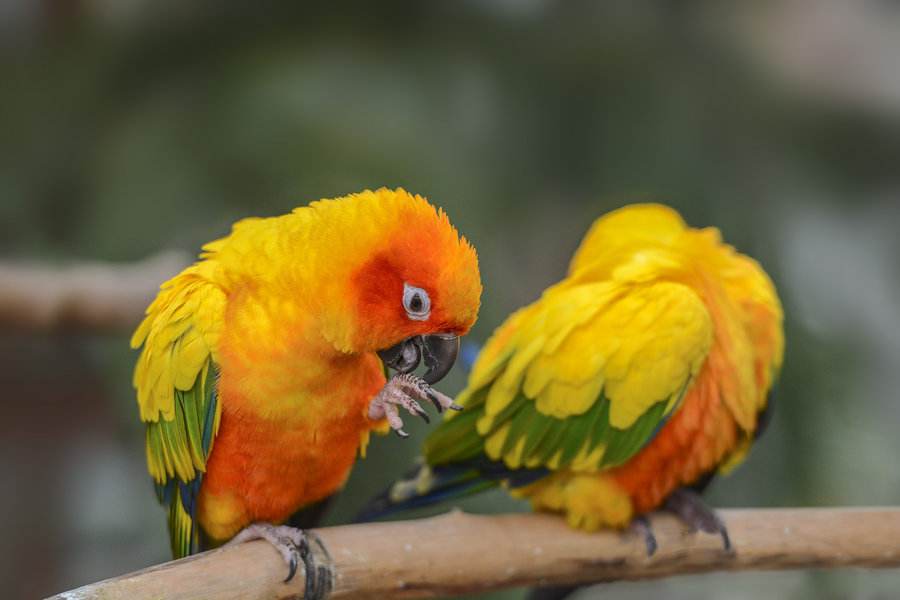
[308, 188, 481, 380]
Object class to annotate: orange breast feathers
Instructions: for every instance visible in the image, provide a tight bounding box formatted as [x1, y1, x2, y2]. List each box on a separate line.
[194, 280, 389, 541]
[610, 355, 741, 515]
[198, 349, 386, 541]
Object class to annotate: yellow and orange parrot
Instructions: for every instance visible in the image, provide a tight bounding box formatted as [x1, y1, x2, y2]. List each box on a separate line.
[131, 188, 481, 593]
[360, 203, 783, 555]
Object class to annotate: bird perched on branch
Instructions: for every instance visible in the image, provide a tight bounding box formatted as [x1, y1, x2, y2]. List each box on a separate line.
[359, 204, 784, 556]
[131, 188, 481, 596]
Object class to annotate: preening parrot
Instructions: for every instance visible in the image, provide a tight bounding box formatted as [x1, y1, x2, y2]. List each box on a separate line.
[131, 188, 481, 593]
[359, 203, 784, 555]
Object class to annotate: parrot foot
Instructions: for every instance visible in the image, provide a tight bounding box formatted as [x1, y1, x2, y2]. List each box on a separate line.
[369, 373, 462, 438]
[664, 488, 733, 553]
[630, 515, 658, 556]
[225, 522, 329, 597]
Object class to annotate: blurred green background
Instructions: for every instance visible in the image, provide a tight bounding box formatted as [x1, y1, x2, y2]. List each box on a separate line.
[3, 2, 900, 599]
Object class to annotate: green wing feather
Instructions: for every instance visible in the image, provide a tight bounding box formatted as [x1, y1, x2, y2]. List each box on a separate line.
[149, 361, 219, 558]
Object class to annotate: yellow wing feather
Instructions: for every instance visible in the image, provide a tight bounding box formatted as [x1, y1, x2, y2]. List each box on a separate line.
[442, 273, 713, 474]
[429, 204, 783, 475]
[132, 264, 225, 481]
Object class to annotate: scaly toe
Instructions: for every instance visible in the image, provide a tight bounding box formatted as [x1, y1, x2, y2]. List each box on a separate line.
[225, 523, 313, 584]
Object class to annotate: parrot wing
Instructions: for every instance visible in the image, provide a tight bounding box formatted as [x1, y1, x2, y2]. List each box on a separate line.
[426, 277, 714, 475]
[131, 266, 226, 558]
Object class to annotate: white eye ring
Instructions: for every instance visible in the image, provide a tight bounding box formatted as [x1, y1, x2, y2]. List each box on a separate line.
[402, 283, 431, 321]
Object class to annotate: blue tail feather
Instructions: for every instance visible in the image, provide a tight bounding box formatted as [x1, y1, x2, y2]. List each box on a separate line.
[355, 457, 548, 523]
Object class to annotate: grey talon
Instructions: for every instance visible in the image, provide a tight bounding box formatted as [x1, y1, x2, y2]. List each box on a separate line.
[664, 488, 733, 553]
[425, 390, 444, 413]
[721, 528, 732, 553]
[285, 555, 298, 583]
[632, 516, 657, 557]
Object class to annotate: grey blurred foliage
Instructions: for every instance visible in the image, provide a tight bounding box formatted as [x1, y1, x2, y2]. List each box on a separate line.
[2, 1, 900, 599]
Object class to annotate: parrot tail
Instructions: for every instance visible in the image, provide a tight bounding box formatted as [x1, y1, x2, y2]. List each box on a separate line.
[355, 458, 549, 523]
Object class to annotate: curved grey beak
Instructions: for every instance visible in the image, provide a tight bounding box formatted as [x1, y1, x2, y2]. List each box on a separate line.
[418, 333, 460, 384]
[377, 333, 460, 385]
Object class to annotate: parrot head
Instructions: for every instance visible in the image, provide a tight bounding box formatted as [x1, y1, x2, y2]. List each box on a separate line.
[314, 188, 482, 384]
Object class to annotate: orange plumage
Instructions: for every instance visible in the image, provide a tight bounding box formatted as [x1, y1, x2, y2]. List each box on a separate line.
[610, 359, 740, 514]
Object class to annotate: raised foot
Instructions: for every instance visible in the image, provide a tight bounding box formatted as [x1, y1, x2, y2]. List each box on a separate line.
[225, 522, 330, 598]
[664, 488, 733, 552]
[368, 373, 462, 437]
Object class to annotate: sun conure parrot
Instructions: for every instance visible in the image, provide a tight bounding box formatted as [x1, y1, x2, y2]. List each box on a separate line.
[359, 203, 784, 556]
[131, 188, 481, 594]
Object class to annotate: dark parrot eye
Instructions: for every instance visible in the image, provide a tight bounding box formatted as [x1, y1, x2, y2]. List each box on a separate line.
[402, 283, 431, 321]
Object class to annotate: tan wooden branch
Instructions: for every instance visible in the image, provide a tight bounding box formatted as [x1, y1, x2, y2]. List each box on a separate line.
[49, 508, 900, 600]
[0, 252, 189, 332]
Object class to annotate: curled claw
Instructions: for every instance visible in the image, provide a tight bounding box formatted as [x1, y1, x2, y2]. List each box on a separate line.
[394, 428, 409, 438]
[425, 390, 444, 413]
[720, 528, 732, 553]
[425, 387, 463, 413]
[415, 381, 460, 413]
[631, 515, 658, 557]
[225, 523, 330, 598]
[403, 396, 430, 424]
[412, 403, 431, 424]
[298, 536, 319, 598]
[285, 555, 298, 583]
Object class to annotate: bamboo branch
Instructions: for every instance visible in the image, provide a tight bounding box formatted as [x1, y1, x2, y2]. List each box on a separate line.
[0, 252, 189, 332]
[49, 508, 900, 600]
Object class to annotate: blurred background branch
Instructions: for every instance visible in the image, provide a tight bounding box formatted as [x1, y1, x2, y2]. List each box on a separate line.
[0, 252, 189, 332]
[50, 508, 900, 600]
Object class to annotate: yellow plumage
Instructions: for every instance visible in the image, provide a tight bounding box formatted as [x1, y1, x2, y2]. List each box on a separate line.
[132, 188, 482, 557]
[419, 202, 783, 531]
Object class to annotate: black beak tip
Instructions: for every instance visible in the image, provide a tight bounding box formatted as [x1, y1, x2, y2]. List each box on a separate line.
[421, 334, 460, 385]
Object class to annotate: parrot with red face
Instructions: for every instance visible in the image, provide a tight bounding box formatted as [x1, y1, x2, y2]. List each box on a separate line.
[360, 204, 784, 565]
[131, 188, 481, 596]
